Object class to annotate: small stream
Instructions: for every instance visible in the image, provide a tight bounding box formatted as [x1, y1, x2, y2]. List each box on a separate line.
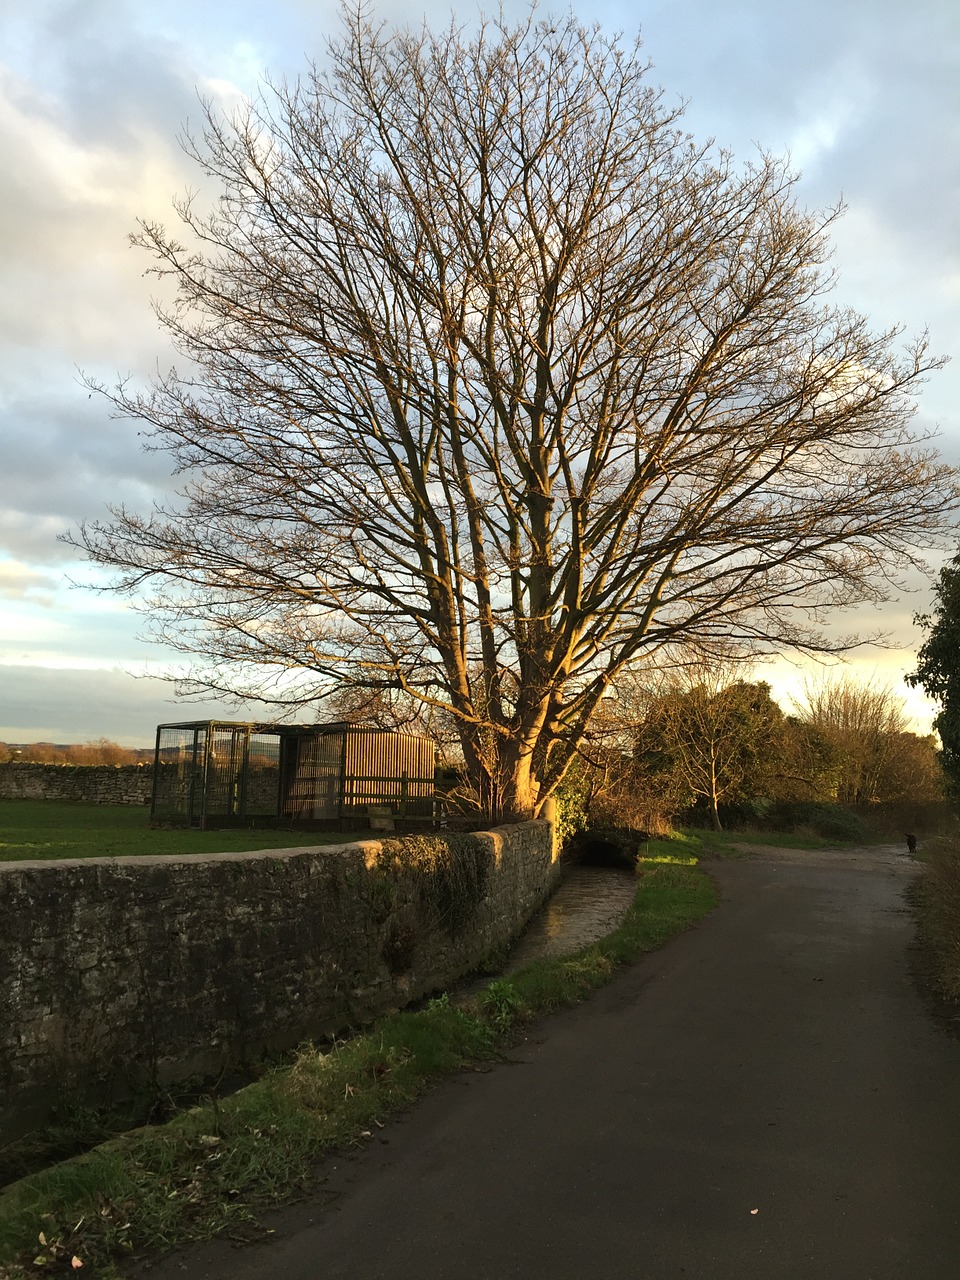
[503, 861, 638, 971]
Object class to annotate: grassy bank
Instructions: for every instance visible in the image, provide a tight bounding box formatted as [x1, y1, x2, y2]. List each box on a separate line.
[679, 826, 875, 854]
[912, 835, 960, 1007]
[0, 803, 364, 862]
[0, 857, 717, 1279]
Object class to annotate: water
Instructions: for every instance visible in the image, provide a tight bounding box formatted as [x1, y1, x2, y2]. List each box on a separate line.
[503, 862, 638, 971]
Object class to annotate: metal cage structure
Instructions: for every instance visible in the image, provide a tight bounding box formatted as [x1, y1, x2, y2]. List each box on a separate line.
[151, 721, 438, 830]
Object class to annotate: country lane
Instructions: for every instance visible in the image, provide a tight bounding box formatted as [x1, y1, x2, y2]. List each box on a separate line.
[144, 843, 960, 1280]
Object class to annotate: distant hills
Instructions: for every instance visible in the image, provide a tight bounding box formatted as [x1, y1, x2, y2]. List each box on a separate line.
[0, 740, 153, 765]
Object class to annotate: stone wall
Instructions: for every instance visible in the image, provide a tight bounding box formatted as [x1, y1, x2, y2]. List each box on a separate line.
[0, 822, 557, 1142]
[0, 763, 153, 805]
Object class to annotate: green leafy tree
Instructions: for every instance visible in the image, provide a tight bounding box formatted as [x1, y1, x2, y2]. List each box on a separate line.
[774, 718, 843, 802]
[71, 9, 957, 824]
[910, 558, 960, 795]
[635, 672, 785, 829]
[873, 732, 944, 804]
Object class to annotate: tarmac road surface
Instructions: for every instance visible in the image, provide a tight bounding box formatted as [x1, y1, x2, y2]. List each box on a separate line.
[145, 844, 960, 1279]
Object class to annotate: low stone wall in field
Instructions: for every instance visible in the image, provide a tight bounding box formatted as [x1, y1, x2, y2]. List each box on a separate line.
[0, 821, 557, 1142]
[0, 762, 153, 805]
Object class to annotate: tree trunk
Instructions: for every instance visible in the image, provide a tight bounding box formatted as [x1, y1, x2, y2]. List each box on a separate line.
[709, 749, 723, 830]
[709, 793, 723, 831]
[480, 737, 542, 826]
[496, 763, 541, 825]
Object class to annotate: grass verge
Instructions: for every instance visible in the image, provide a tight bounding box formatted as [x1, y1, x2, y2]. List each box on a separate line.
[911, 835, 960, 1008]
[0, 803, 366, 862]
[0, 859, 717, 1279]
[680, 826, 879, 855]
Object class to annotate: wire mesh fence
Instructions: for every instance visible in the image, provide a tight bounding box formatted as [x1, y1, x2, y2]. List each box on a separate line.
[151, 721, 437, 830]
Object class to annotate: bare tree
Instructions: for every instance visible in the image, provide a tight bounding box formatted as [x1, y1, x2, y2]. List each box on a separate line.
[326, 683, 462, 761]
[71, 9, 957, 822]
[792, 674, 927, 805]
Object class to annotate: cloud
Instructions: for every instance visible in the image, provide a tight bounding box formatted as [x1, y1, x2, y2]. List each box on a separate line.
[640, 0, 960, 268]
[642, 0, 960, 451]
[784, 64, 874, 176]
[0, 562, 58, 605]
[0, 21, 198, 575]
[0, 587, 160, 669]
[0, 390, 176, 564]
[0, 67, 191, 366]
[6, 1, 210, 152]
[0, 663, 294, 747]
[0, 6, 285, 576]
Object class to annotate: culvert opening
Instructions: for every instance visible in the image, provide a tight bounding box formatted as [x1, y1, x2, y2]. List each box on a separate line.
[573, 837, 636, 868]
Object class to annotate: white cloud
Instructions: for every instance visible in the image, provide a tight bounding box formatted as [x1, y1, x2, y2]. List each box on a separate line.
[0, 65, 196, 370]
[0, 663, 293, 747]
[0, 561, 58, 605]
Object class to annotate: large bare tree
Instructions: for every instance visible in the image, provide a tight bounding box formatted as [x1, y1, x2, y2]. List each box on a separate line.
[73, 9, 957, 822]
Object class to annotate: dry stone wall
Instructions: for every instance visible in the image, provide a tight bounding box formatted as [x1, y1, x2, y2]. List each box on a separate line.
[0, 763, 153, 805]
[0, 822, 557, 1142]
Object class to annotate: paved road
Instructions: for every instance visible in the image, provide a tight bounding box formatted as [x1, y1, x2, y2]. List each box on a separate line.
[147, 845, 960, 1279]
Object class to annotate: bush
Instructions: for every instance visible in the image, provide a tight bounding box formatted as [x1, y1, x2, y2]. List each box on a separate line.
[765, 802, 866, 841]
[553, 770, 592, 850]
[697, 799, 866, 841]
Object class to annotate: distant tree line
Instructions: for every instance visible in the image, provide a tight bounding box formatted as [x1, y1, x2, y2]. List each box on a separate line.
[0, 739, 150, 766]
[570, 669, 944, 832]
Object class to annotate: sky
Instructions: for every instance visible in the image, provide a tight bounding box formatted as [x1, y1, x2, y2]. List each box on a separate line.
[1, 0, 958, 746]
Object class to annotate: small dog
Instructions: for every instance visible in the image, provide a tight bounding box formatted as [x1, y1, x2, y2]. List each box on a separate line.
[906, 833, 918, 855]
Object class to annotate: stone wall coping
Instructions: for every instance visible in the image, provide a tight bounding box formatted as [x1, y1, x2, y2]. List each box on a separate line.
[0, 820, 548, 874]
[0, 843, 367, 873]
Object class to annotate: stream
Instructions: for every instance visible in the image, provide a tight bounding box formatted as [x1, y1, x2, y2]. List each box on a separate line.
[502, 860, 638, 972]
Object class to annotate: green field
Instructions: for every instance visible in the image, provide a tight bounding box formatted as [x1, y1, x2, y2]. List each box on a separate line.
[0, 802, 367, 862]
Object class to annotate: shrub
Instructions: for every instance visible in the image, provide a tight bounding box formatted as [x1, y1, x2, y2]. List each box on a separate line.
[765, 802, 865, 841]
[703, 799, 866, 841]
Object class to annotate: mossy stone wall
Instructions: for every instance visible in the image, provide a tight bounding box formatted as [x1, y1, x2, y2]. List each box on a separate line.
[0, 822, 557, 1142]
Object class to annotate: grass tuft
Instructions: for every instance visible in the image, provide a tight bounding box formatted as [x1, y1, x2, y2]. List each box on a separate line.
[679, 825, 883, 855]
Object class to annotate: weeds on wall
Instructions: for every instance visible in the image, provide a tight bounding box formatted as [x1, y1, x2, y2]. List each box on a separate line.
[373, 832, 493, 939]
